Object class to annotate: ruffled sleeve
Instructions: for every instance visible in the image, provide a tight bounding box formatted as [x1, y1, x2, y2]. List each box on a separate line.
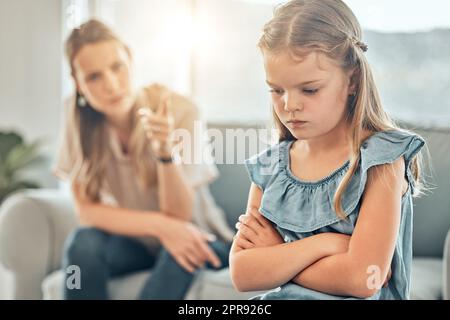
[354, 130, 424, 200]
[244, 141, 287, 191]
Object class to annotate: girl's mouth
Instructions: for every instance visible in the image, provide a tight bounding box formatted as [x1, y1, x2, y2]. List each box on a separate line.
[287, 120, 308, 128]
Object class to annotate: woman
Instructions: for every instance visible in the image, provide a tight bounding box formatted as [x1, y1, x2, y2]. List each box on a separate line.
[54, 19, 233, 300]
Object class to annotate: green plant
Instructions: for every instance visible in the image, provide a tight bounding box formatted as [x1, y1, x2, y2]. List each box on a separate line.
[0, 131, 43, 203]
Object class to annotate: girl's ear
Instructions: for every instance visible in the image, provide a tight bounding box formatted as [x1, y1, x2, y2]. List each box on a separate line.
[348, 68, 359, 95]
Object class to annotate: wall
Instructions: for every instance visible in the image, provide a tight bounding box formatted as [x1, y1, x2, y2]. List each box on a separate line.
[0, 0, 63, 188]
[0, 0, 64, 299]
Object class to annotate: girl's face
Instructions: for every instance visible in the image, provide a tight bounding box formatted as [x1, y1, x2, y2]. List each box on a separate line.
[73, 40, 134, 119]
[263, 50, 353, 141]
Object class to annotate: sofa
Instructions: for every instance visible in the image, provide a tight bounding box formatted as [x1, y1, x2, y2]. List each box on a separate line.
[0, 123, 449, 300]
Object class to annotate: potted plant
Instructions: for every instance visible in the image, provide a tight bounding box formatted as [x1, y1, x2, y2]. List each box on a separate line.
[0, 131, 43, 204]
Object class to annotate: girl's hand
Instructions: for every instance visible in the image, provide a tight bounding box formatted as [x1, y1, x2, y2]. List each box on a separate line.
[234, 207, 284, 249]
[138, 93, 175, 159]
[157, 216, 221, 273]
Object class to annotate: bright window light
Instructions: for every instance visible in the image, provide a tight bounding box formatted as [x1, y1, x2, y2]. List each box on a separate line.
[242, 0, 450, 32]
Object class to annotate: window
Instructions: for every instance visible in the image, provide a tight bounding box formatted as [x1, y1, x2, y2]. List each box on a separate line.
[64, 0, 450, 124]
[343, 0, 450, 123]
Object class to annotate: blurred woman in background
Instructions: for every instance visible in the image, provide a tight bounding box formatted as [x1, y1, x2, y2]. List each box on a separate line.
[54, 19, 233, 300]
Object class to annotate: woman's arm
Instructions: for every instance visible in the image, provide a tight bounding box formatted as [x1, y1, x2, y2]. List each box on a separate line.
[71, 182, 165, 237]
[156, 160, 194, 221]
[139, 95, 194, 221]
[291, 159, 405, 298]
[229, 183, 349, 292]
[72, 182, 220, 273]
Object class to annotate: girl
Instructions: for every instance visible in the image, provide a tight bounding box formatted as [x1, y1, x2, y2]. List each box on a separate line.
[54, 19, 234, 299]
[230, 0, 426, 300]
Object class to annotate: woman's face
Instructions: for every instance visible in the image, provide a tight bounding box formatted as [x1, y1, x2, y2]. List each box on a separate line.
[263, 50, 353, 140]
[73, 40, 134, 119]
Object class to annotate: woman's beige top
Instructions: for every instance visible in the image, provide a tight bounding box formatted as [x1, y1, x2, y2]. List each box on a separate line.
[54, 84, 234, 248]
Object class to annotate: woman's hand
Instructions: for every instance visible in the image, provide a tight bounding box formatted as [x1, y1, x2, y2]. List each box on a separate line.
[156, 216, 222, 273]
[138, 92, 175, 159]
[234, 207, 284, 250]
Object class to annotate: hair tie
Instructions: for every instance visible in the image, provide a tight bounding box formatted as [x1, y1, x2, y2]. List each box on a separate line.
[351, 36, 368, 52]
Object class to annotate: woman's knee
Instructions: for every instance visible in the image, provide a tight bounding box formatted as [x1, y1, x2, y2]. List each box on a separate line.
[205, 240, 231, 269]
[154, 248, 194, 275]
[63, 227, 109, 265]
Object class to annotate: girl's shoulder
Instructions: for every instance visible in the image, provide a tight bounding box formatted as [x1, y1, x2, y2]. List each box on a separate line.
[360, 129, 425, 172]
[244, 140, 291, 191]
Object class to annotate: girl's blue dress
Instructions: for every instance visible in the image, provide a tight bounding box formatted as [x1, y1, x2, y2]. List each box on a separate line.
[244, 130, 425, 300]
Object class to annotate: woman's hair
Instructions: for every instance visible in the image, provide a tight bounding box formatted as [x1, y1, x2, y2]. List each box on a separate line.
[259, 0, 424, 219]
[65, 19, 156, 201]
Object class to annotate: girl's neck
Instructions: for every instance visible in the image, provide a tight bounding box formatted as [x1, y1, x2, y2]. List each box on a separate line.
[299, 122, 350, 158]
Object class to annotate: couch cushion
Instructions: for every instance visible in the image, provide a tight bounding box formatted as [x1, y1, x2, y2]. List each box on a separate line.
[407, 127, 450, 258]
[42, 267, 261, 300]
[42, 268, 149, 300]
[410, 258, 443, 300]
[184, 268, 264, 300]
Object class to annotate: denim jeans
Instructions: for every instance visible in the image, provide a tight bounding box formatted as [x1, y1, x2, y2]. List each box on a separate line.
[62, 227, 231, 300]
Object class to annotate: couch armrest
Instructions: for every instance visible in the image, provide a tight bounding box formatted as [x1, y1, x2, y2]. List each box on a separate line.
[444, 229, 450, 300]
[0, 189, 78, 299]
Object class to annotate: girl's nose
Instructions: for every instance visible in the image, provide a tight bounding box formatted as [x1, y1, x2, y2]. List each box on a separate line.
[283, 93, 303, 112]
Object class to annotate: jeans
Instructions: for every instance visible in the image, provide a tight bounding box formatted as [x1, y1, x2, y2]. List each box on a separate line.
[62, 227, 231, 300]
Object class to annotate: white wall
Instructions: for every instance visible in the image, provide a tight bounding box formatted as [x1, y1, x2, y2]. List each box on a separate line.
[0, 0, 63, 188]
[0, 0, 65, 299]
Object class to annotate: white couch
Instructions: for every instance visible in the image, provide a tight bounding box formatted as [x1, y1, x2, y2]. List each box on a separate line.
[0, 189, 264, 300]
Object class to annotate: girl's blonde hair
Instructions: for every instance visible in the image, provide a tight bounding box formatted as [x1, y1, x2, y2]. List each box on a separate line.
[259, 0, 424, 219]
[65, 19, 161, 201]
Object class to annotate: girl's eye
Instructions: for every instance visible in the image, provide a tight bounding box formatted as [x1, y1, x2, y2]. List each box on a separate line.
[303, 88, 319, 95]
[269, 88, 284, 95]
